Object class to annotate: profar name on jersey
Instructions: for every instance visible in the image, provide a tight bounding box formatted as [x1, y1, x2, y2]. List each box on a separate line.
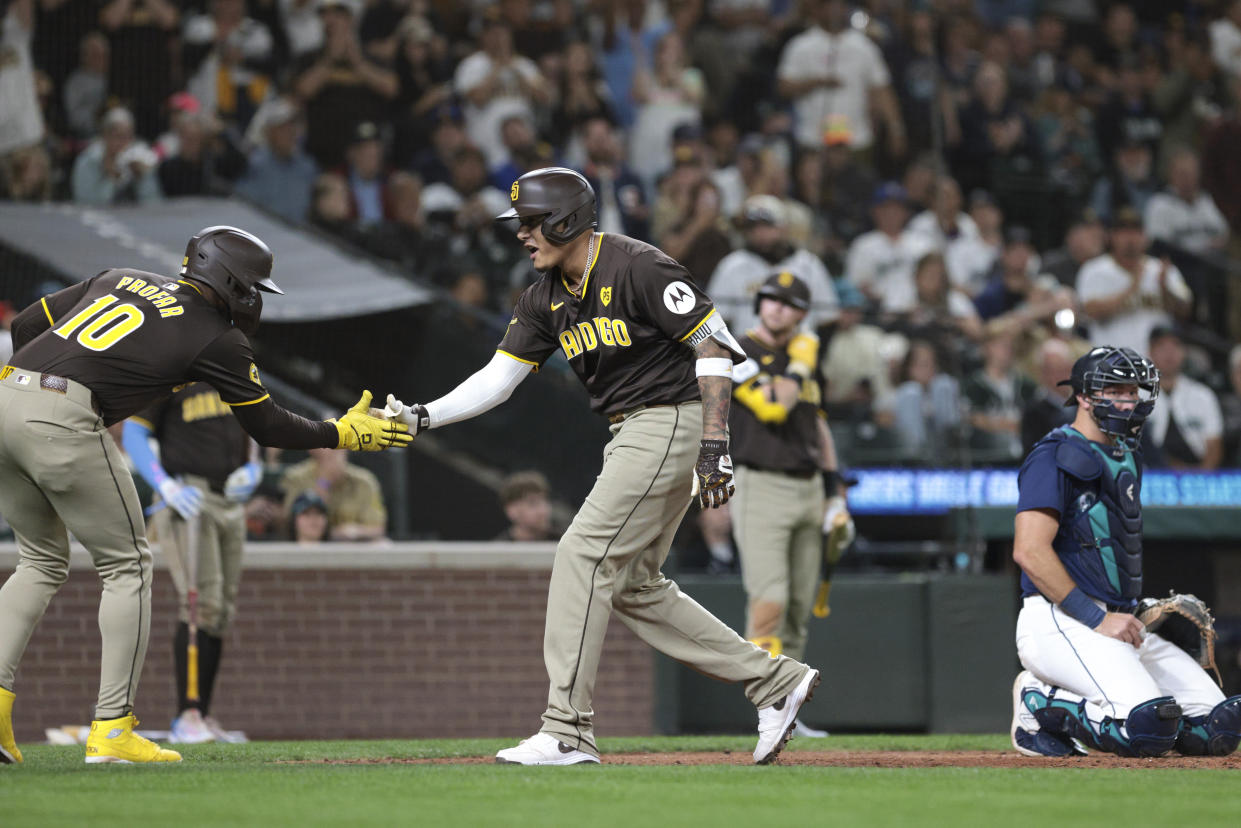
[115, 276, 185, 318]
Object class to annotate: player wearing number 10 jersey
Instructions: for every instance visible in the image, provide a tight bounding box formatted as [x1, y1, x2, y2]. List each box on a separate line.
[0, 226, 407, 767]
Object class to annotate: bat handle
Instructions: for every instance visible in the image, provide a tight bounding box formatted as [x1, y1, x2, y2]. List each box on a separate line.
[186, 589, 200, 702]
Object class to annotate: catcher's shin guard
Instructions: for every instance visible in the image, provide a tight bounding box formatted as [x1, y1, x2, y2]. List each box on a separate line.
[1122, 697, 1183, 757]
[1026, 689, 1181, 757]
[1175, 695, 1241, 756]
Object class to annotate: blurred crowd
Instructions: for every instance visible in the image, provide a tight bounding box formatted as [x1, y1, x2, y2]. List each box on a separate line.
[4, 0, 1241, 471]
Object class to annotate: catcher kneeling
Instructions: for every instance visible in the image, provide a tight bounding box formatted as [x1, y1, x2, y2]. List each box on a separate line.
[1009, 346, 1241, 758]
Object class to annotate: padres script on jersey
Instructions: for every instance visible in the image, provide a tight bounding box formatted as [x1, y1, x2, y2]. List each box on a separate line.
[11, 269, 277, 426]
[498, 233, 725, 415]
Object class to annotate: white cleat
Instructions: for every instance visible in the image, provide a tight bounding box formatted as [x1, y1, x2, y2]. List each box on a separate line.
[169, 709, 215, 745]
[754, 668, 821, 764]
[495, 732, 601, 766]
[203, 715, 248, 744]
[793, 718, 829, 738]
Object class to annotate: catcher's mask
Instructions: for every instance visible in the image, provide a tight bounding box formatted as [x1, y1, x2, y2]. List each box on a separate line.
[181, 225, 282, 336]
[1059, 346, 1160, 448]
[497, 167, 597, 245]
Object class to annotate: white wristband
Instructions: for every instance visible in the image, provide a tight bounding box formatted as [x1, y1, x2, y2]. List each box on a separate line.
[695, 357, 733, 378]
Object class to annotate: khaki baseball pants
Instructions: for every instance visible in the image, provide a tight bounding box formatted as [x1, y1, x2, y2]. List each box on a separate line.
[153, 476, 245, 635]
[731, 466, 824, 663]
[0, 373, 152, 719]
[541, 402, 810, 756]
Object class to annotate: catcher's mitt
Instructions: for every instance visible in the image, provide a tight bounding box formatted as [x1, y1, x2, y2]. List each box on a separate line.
[1137, 592, 1221, 686]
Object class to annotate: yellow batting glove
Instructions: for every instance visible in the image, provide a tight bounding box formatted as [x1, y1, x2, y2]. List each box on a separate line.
[786, 332, 819, 380]
[329, 391, 413, 451]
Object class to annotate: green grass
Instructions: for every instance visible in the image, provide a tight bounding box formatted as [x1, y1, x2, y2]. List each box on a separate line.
[1, 735, 1235, 828]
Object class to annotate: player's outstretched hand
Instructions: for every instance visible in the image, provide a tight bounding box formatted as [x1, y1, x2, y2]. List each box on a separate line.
[331, 391, 412, 451]
[384, 393, 430, 436]
[159, 478, 204, 520]
[692, 439, 735, 509]
[1096, 612, 1145, 648]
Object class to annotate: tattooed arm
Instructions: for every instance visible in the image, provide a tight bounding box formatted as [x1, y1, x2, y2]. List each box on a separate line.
[696, 339, 732, 440]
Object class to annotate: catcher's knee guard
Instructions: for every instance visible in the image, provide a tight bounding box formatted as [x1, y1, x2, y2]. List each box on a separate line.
[1175, 695, 1241, 756]
[1123, 697, 1183, 757]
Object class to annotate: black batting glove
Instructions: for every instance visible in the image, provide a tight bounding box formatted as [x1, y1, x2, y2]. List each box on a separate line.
[693, 439, 735, 509]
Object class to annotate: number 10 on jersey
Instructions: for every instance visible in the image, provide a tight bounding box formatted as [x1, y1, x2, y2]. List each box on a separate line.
[52, 295, 145, 352]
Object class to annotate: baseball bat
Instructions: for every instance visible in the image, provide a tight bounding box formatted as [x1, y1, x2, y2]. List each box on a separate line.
[813, 511, 851, 619]
[184, 511, 202, 704]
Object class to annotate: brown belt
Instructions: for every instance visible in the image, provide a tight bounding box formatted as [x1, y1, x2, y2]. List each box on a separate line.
[607, 403, 673, 425]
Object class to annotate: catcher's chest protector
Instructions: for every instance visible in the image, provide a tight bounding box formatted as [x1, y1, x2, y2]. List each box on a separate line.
[1045, 427, 1143, 600]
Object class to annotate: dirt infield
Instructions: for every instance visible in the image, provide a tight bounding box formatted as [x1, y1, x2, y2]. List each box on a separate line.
[287, 750, 1241, 769]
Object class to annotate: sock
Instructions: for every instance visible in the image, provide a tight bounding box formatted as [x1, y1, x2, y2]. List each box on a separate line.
[173, 623, 208, 715]
[198, 633, 224, 717]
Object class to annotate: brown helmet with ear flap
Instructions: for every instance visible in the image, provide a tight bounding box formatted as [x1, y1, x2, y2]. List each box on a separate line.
[181, 225, 281, 335]
[496, 167, 597, 245]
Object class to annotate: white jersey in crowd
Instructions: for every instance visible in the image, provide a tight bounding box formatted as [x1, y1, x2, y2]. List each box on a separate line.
[1210, 17, 1241, 78]
[454, 51, 541, 167]
[1075, 254, 1192, 356]
[844, 229, 933, 313]
[906, 210, 980, 252]
[945, 234, 1000, 296]
[0, 6, 44, 155]
[708, 247, 839, 333]
[777, 24, 890, 150]
[1143, 191, 1229, 256]
[1144, 374, 1223, 461]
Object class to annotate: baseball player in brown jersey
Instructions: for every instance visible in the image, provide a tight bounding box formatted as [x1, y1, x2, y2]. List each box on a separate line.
[123, 382, 260, 744]
[728, 272, 855, 739]
[0, 226, 408, 765]
[385, 168, 821, 765]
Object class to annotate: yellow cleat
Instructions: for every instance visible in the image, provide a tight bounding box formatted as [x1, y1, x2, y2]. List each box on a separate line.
[1, 686, 21, 764]
[85, 715, 182, 764]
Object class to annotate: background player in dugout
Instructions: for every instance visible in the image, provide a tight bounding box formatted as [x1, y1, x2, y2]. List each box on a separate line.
[0, 226, 409, 766]
[123, 381, 263, 744]
[386, 167, 821, 766]
[728, 271, 855, 741]
[1009, 346, 1241, 759]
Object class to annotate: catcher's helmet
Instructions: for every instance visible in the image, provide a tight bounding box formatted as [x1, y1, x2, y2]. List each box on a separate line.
[1058, 345, 1160, 446]
[753, 271, 811, 315]
[496, 167, 596, 245]
[180, 226, 281, 335]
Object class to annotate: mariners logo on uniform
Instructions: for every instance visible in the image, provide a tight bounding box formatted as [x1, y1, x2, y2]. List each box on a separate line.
[600, 286, 612, 307]
[662, 281, 695, 315]
[249, 362, 261, 386]
[510, 182, 520, 201]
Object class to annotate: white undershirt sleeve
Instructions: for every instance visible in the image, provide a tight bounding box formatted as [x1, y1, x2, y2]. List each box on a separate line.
[424, 351, 533, 428]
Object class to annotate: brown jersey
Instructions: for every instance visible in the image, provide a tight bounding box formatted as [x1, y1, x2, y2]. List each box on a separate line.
[728, 333, 824, 474]
[131, 383, 250, 491]
[8, 269, 337, 449]
[498, 233, 724, 415]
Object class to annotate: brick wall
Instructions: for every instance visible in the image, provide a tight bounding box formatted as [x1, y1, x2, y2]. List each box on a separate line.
[11, 567, 655, 742]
